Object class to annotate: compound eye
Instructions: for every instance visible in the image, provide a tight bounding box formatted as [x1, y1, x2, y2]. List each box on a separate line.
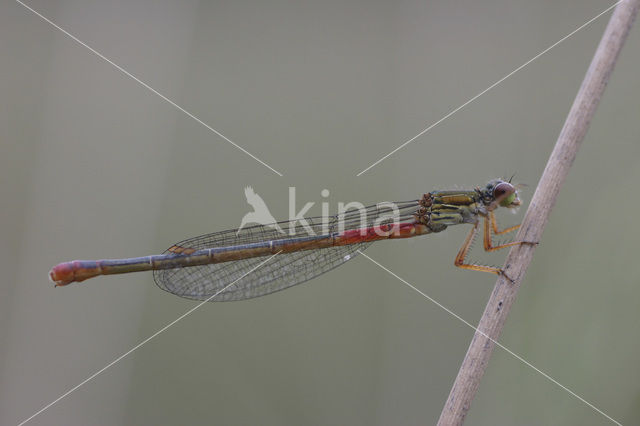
[493, 182, 513, 199]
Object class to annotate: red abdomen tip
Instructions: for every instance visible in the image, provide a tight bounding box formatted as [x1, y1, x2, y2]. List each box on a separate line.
[49, 262, 76, 286]
[50, 260, 103, 286]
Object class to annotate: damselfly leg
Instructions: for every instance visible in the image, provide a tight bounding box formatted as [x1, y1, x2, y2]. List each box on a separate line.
[454, 213, 534, 279]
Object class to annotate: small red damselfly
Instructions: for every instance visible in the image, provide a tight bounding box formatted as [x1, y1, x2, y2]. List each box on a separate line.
[50, 179, 528, 301]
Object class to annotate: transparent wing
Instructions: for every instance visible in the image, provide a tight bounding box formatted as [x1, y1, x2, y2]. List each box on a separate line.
[153, 201, 418, 301]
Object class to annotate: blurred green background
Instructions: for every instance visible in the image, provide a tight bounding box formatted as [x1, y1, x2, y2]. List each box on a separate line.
[1, 1, 639, 425]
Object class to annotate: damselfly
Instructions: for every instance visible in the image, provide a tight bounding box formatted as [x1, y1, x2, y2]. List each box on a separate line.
[50, 179, 529, 301]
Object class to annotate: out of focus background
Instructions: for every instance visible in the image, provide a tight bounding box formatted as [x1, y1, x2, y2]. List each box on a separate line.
[1, 1, 639, 425]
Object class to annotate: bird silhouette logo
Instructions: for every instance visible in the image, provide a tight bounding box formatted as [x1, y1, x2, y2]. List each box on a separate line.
[237, 186, 285, 235]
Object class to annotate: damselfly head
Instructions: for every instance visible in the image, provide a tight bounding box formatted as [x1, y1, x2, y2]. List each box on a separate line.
[484, 179, 521, 209]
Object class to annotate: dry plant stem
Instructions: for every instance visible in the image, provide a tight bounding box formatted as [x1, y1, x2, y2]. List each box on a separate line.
[437, 1, 640, 425]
